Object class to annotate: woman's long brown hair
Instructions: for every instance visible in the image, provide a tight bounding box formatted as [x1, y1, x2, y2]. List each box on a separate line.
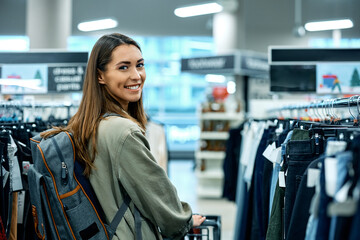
[41, 33, 147, 177]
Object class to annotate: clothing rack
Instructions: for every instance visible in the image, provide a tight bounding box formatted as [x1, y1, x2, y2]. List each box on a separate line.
[231, 100, 360, 240]
[0, 101, 79, 120]
[268, 96, 360, 121]
[270, 96, 359, 111]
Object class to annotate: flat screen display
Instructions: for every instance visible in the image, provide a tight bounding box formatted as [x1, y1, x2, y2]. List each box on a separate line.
[270, 65, 316, 92]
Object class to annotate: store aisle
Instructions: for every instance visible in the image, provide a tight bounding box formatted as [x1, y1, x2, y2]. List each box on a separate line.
[168, 160, 237, 240]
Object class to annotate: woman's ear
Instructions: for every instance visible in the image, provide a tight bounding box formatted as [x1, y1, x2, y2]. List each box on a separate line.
[97, 69, 106, 84]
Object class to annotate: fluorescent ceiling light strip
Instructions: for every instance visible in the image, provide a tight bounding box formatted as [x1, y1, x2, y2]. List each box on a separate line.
[174, 3, 223, 18]
[77, 18, 118, 32]
[304, 19, 353, 32]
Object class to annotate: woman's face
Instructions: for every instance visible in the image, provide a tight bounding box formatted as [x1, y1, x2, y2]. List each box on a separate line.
[98, 44, 146, 110]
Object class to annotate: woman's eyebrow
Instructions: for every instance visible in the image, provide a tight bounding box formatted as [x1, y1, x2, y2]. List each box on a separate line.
[115, 58, 144, 65]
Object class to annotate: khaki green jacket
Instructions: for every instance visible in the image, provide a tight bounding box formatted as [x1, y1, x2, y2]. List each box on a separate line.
[89, 116, 193, 239]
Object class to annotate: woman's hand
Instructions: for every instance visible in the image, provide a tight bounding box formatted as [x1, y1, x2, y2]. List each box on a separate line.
[192, 214, 206, 227]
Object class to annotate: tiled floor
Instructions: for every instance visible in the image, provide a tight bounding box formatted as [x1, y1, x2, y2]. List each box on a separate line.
[168, 160, 237, 240]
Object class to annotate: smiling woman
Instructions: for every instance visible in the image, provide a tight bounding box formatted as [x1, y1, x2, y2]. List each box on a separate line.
[40, 33, 205, 239]
[97, 44, 146, 111]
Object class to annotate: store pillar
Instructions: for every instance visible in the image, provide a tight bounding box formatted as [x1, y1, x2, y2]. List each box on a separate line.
[26, 0, 72, 49]
[213, 0, 249, 112]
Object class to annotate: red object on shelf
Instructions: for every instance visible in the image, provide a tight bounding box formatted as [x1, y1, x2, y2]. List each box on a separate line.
[212, 86, 228, 100]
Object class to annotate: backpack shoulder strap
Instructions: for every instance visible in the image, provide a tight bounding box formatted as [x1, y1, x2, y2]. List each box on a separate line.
[108, 194, 142, 240]
[102, 113, 122, 118]
[108, 194, 130, 231]
[134, 206, 142, 240]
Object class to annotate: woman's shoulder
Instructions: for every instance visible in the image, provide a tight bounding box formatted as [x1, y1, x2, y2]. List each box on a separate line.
[98, 116, 141, 138]
[100, 115, 139, 130]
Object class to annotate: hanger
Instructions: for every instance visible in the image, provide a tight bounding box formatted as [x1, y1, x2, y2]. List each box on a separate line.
[357, 96, 360, 125]
[347, 95, 358, 126]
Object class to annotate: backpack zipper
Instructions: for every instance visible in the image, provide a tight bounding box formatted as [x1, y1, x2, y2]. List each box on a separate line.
[61, 162, 68, 182]
[51, 137, 68, 185]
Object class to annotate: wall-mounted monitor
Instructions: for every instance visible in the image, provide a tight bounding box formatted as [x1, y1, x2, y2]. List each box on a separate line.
[269, 47, 360, 94]
[270, 65, 316, 92]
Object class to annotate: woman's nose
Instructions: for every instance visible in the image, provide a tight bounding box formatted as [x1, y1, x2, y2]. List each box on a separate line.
[130, 67, 141, 79]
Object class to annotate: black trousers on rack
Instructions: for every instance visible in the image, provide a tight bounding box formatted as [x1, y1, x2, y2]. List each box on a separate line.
[284, 129, 325, 239]
[287, 157, 323, 240]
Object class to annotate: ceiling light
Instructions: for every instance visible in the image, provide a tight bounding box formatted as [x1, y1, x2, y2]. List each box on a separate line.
[77, 18, 118, 32]
[304, 19, 353, 32]
[174, 3, 223, 18]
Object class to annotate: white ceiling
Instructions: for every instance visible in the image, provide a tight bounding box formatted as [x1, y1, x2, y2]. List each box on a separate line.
[1, 0, 359, 52]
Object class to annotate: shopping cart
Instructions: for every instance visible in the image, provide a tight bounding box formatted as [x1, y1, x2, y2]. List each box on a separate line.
[185, 215, 221, 240]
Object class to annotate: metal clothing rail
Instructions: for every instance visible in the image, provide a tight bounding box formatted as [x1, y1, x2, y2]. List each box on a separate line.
[269, 96, 360, 112]
[0, 101, 79, 120]
[0, 101, 76, 109]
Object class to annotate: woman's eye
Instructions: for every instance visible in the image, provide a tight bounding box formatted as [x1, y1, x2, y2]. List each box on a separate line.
[137, 63, 145, 68]
[119, 66, 128, 70]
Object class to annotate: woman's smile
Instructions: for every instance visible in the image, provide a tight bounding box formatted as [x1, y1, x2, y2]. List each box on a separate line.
[124, 84, 141, 90]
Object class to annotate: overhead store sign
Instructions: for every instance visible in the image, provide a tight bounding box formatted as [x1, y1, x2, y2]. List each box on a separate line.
[181, 55, 235, 73]
[48, 66, 85, 92]
[181, 51, 268, 77]
[0, 52, 88, 94]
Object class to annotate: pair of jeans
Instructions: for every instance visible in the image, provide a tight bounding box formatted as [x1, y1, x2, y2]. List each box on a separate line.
[266, 170, 285, 240]
[266, 129, 312, 240]
[315, 138, 348, 240]
[234, 122, 264, 240]
[269, 130, 293, 220]
[328, 151, 353, 240]
[250, 127, 275, 240]
[263, 129, 290, 222]
[284, 129, 325, 239]
[222, 126, 243, 201]
[287, 157, 323, 240]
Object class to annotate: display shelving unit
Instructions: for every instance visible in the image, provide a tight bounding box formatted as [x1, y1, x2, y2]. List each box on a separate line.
[195, 111, 243, 198]
[181, 50, 269, 198]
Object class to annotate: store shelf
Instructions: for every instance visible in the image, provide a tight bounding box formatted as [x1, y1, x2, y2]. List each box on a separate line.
[196, 170, 224, 179]
[195, 151, 226, 160]
[200, 131, 229, 140]
[199, 112, 243, 120]
[196, 109, 243, 199]
[196, 187, 223, 198]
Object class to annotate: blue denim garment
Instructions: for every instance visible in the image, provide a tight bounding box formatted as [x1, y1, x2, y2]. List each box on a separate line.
[268, 130, 293, 219]
[305, 215, 319, 240]
[328, 151, 353, 240]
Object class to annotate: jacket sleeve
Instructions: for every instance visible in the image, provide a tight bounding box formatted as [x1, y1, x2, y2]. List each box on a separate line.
[114, 128, 193, 239]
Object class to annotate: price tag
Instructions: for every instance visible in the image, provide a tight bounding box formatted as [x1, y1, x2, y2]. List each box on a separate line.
[269, 147, 282, 164]
[279, 171, 286, 187]
[307, 168, 320, 188]
[325, 157, 338, 197]
[17, 191, 25, 224]
[263, 142, 276, 160]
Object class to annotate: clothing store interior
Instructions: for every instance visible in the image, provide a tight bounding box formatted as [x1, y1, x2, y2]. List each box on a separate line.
[2, 0, 360, 239]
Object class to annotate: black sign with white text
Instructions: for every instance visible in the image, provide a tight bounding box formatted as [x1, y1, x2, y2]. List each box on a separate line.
[48, 66, 86, 92]
[0, 52, 88, 94]
[181, 55, 235, 73]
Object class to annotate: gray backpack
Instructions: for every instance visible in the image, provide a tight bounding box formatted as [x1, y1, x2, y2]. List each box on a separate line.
[28, 130, 142, 240]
